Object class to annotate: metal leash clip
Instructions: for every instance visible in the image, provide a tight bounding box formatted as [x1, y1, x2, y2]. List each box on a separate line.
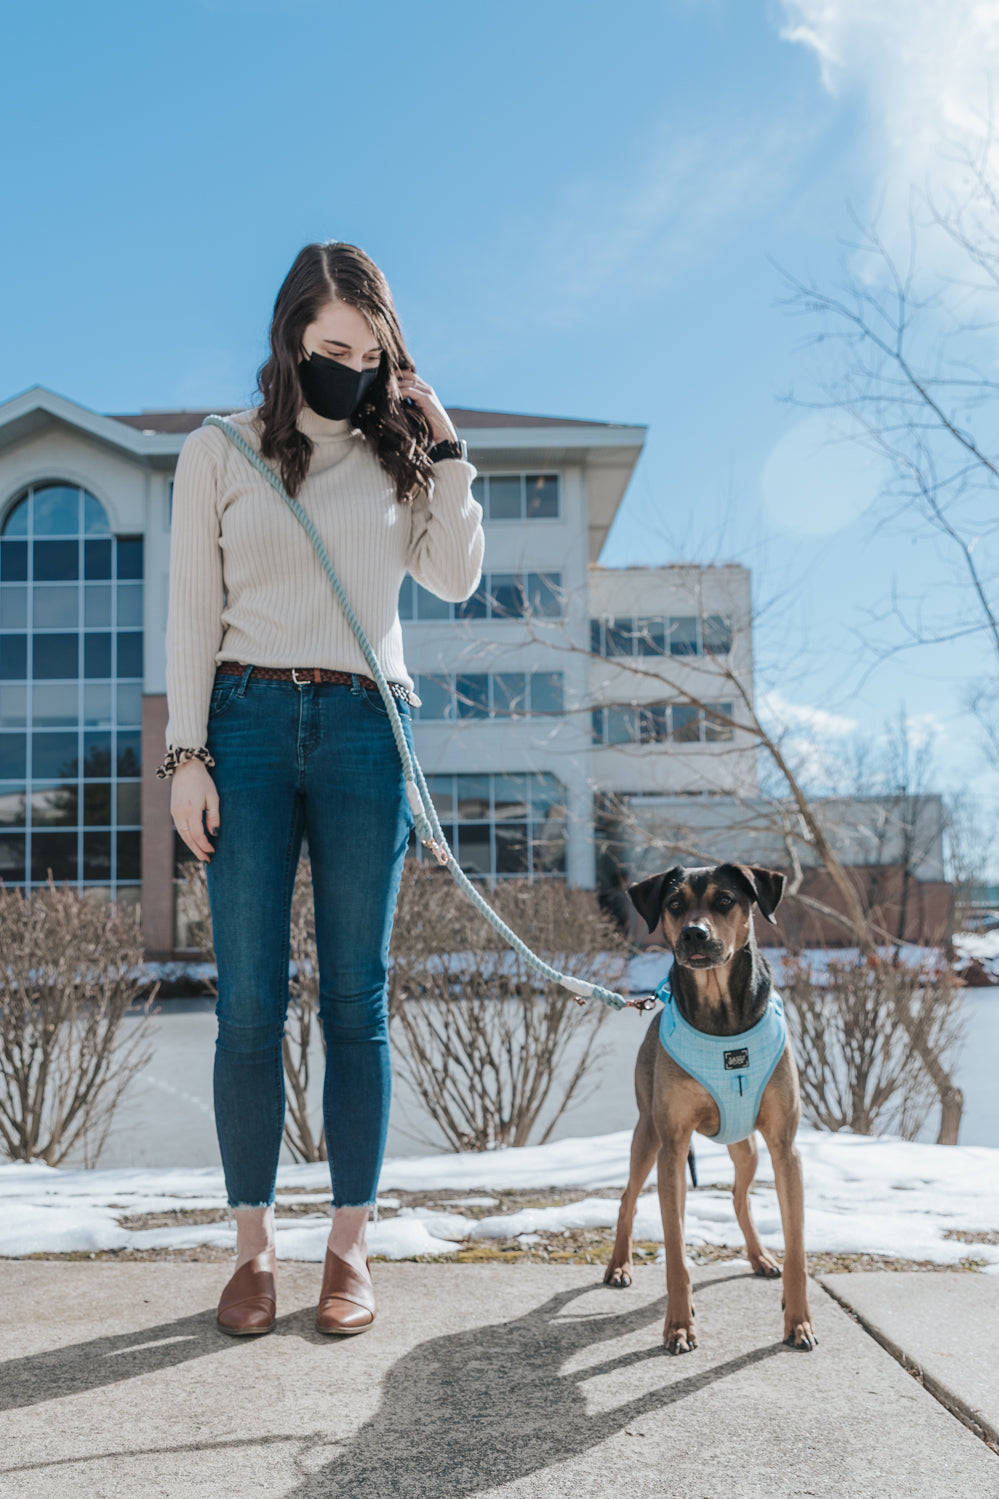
[422, 837, 450, 868]
[625, 993, 659, 1012]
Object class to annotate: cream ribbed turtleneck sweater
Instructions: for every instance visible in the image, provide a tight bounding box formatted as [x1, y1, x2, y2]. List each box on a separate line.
[161, 403, 484, 761]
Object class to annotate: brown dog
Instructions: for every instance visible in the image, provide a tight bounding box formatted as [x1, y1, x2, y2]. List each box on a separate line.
[604, 863, 817, 1353]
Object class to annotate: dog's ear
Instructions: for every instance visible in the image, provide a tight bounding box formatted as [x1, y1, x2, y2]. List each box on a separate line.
[627, 867, 685, 934]
[717, 863, 786, 925]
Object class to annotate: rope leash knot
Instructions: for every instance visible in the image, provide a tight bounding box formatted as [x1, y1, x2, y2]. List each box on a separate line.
[202, 414, 635, 1013]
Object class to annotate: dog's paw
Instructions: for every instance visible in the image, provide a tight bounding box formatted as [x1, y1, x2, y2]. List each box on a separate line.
[750, 1248, 782, 1279]
[603, 1263, 632, 1289]
[783, 1318, 818, 1351]
[663, 1319, 697, 1355]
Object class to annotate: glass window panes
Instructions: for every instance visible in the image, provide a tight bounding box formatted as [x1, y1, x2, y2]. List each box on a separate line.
[639, 704, 669, 743]
[455, 674, 489, 718]
[493, 673, 527, 716]
[526, 475, 558, 518]
[415, 674, 452, 720]
[636, 617, 666, 655]
[526, 573, 560, 618]
[0, 685, 26, 727]
[2, 498, 29, 537]
[607, 706, 638, 744]
[0, 478, 144, 893]
[606, 618, 633, 656]
[32, 485, 80, 535]
[1, 585, 27, 629]
[669, 617, 699, 656]
[117, 683, 142, 725]
[672, 704, 700, 741]
[398, 575, 415, 620]
[409, 772, 568, 879]
[471, 476, 485, 510]
[489, 574, 522, 618]
[1, 541, 28, 580]
[34, 585, 79, 629]
[487, 477, 521, 520]
[0, 833, 26, 880]
[705, 702, 734, 741]
[529, 672, 563, 715]
[0, 787, 26, 827]
[457, 777, 491, 820]
[703, 615, 733, 655]
[116, 584, 143, 627]
[83, 634, 110, 678]
[495, 824, 529, 873]
[32, 684, 76, 726]
[493, 775, 529, 820]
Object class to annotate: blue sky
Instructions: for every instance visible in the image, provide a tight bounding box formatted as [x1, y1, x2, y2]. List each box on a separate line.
[3, 0, 997, 852]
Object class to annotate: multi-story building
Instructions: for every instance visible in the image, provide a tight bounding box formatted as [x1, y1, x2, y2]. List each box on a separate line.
[0, 385, 756, 957]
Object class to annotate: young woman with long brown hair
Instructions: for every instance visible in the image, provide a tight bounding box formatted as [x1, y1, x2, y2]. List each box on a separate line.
[157, 241, 484, 1336]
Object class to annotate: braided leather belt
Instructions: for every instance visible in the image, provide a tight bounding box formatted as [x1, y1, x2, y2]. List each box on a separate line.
[215, 660, 417, 704]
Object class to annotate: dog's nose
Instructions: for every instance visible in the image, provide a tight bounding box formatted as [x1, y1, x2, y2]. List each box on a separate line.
[681, 923, 711, 945]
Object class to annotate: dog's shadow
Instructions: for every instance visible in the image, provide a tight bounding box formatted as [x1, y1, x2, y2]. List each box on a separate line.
[283, 1272, 785, 1497]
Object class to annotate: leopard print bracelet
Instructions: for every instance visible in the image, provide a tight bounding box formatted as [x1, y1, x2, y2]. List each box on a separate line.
[155, 745, 217, 780]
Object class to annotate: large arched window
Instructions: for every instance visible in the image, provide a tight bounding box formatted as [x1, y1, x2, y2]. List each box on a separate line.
[0, 482, 143, 906]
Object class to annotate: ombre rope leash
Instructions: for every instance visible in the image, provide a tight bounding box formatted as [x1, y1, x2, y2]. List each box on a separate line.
[202, 415, 655, 1014]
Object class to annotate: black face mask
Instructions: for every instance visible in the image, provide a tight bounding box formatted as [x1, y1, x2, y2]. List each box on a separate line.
[297, 350, 380, 420]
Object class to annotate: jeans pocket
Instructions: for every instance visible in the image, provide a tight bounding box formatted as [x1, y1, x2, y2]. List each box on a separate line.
[360, 687, 411, 720]
[207, 681, 239, 721]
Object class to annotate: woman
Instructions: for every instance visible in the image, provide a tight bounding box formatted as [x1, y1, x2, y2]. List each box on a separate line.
[156, 241, 485, 1336]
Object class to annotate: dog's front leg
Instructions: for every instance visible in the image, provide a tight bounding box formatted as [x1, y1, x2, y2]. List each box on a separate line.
[765, 1131, 817, 1350]
[657, 1134, 696, 1353]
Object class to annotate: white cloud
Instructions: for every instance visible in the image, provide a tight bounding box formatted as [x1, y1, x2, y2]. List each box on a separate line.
[760, 689, 859, 740]
[779, 1, 999, 242]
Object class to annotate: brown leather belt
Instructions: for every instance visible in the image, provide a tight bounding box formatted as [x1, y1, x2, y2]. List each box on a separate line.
[216, 659, 417, 704]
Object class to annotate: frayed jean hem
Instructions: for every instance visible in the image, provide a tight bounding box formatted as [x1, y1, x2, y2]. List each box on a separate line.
[332, 1198, 380, 1224]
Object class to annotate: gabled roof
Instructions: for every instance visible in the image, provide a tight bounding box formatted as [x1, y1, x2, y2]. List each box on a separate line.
[110, 405, 633, 434]
[0, 385, 646, 558]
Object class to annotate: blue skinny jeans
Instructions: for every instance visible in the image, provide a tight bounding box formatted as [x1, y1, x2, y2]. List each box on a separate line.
[202, 663, 414, 1210]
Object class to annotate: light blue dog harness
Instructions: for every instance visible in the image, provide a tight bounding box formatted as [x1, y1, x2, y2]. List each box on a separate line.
[655, 976, 788, 1145]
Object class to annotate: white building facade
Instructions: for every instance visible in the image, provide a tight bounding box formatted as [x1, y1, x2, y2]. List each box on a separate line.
[0, 386, 756, 956]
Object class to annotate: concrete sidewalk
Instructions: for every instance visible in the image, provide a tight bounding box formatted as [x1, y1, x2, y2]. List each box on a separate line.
[0, 1260, 996, 1498]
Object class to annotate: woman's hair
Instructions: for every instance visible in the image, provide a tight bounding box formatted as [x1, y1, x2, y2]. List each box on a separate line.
[255, 241, 435, 503]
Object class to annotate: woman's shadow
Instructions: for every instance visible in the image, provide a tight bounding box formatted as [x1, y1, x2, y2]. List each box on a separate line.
[285, 1271, 784, 1498]
[0, 1269, 783, 1495]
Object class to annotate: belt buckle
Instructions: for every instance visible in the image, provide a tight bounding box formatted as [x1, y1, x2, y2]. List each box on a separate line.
[291, 668, 308, 685]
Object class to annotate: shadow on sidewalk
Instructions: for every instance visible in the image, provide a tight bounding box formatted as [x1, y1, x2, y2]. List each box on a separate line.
[282, 1275, 786, 1497]
[0, 1270, 787, 1495]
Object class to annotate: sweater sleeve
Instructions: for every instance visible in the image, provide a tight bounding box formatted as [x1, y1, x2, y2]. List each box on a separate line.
[406, 458, 485, 603]
[159, 428, 226, 773]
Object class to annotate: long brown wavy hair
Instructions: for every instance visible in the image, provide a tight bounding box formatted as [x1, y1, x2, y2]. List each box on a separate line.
[254, 241, 435, 503]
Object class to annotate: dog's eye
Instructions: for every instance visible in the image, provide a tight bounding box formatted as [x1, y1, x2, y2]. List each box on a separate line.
[714, 895, 734, 911]
[666, 898, 685, 915]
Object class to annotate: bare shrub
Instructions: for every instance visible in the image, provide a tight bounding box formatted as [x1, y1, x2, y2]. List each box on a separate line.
[0, 875, 157, 1166]
[389, 864, 628, 1151]
[178, 855, 325, 1162]
[781, 953, 965, 1142]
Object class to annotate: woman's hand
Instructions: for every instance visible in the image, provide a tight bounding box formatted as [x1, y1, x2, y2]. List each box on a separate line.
[396, 368, 457, 446]
[171, 760, 220, 863]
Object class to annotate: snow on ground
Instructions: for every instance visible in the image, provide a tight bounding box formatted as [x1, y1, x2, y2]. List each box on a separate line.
[2, 1125, 998, 1270]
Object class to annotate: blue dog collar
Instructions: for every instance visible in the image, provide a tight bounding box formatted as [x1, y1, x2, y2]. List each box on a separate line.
[655, 977, 787, 1146]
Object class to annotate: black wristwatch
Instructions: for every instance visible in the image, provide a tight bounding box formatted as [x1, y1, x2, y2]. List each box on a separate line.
[428, 436, 467, 463]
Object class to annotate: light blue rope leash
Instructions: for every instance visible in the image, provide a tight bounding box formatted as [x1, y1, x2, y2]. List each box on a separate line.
[203, 415, 648, 1014]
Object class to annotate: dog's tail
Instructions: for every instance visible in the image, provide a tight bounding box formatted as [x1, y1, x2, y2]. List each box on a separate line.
[687, 1146, 698, 1188]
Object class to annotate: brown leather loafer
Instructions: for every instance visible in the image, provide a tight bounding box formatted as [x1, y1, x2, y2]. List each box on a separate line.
[315, 1249, 376, 1335]
[216, 1251, 277, 1336]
